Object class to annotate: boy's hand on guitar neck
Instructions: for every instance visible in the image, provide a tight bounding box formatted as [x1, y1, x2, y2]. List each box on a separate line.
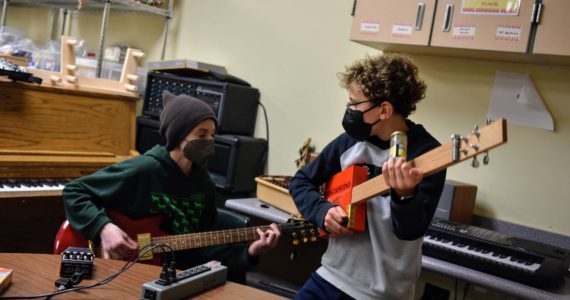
[324, 206, 352, 237]
[247, 223, 281, 256]
[100, 222, 138, 260]
[382, 157, 423, 199]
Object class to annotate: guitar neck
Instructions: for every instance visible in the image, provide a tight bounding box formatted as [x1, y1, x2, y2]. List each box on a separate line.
[150, 224, 276, 252]
[351, 119, 507, 204]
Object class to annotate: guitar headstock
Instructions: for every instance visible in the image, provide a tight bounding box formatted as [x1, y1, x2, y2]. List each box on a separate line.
[409, 118, 508, 180]
[282, 217, 318, 245]
[451, 118, 508, 168]
[295, 138, 314, 170]
[352, 119, 508, 205]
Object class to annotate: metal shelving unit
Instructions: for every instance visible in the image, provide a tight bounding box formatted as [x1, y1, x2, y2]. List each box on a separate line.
[1, 0, 174, 77]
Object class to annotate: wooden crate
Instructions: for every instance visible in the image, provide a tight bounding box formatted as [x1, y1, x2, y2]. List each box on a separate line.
[255, 176, 300, 215]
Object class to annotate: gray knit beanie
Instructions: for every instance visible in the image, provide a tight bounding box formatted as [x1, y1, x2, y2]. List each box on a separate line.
[159, 91, 217, 150]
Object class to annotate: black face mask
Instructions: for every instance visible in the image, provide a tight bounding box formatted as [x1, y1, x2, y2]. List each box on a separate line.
[183, 139, 215, 168]
[342, 104, 380, 140]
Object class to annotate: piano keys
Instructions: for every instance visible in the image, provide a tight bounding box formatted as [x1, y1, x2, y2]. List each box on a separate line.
[0, 149, 132, 198]
[0, 150, 132, 253]
[423, 218, 570, 287]
[0, 179, 68, 194]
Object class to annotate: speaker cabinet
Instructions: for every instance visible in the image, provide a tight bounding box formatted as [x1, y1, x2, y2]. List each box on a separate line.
[435, 180, 477, 224]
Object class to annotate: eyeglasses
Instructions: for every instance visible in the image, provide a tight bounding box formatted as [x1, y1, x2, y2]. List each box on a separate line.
[346, 99, 374, 108]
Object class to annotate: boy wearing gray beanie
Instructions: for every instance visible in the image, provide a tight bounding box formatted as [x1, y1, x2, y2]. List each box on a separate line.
[63, 91, 280, 282]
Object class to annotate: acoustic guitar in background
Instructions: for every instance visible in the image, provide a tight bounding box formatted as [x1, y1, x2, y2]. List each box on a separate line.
[294, 138, 315, 170]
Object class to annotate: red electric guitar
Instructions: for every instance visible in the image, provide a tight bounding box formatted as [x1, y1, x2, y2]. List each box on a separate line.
[54, 209, 315, 265]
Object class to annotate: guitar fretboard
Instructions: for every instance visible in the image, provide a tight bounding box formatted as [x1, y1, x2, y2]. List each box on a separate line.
[151, 225, 275, 252]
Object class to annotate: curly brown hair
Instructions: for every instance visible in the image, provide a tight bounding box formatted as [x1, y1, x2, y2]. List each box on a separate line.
[338, 53, 426, 118]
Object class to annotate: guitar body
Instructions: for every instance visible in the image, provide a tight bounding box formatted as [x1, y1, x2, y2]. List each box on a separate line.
[53, 219, 90, 253]
[322, 165, 368, 236]
[54, 210, 167, 265]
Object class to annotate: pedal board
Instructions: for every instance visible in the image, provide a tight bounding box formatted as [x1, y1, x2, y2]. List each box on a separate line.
[140, 260, 227, 300]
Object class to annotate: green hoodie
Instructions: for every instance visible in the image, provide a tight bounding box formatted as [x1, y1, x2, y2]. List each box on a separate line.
[63, 145, 253, 272]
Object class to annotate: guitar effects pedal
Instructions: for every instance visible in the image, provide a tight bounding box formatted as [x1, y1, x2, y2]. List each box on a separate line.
[59, 247, 94, 279]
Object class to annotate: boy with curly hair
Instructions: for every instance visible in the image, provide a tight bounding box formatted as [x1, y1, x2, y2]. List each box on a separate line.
[289, 53, 446, 299]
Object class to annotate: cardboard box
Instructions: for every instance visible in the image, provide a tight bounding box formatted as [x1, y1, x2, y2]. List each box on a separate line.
[0, 267, 13, 294]
[324, 165, 368, 231]
[147, 59, 227, 74]
[255, 176, 300, 215]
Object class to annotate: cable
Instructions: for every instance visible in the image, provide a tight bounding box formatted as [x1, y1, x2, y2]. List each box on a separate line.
[0, 243, 174, 300]
[258, 101, 270, 174]
[454, 279, 458, 300]
[462, 282, 470, 300]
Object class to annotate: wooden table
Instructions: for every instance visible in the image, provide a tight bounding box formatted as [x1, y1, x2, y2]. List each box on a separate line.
[0, 253, 285, 299]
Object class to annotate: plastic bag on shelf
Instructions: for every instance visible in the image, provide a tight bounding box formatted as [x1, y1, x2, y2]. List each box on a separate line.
[0, 26, 38, 66]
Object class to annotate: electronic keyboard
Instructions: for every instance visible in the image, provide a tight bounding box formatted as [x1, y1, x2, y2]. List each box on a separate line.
[423, 219, 570, 287]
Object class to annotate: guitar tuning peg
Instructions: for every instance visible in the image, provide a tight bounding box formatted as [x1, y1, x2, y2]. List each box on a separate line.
[472, 125, 480, 138]
[471, 156, 480, 168]
[486, 118, 493, 125]
[483, 151, 490, 165]
[470, 144, 479, 151]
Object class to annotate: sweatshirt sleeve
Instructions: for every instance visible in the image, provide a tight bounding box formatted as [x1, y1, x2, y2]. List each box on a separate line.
[389, 140, 447, 240]
[62, 159, 143, 241]
[289, 137, 344, 230]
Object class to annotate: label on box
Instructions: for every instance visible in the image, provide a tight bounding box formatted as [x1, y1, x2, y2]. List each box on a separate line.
[0, 267, 14, 293]
[495, 24, 522, 41]
[452, 24, 476, 40]
[360, 21, 380, 35]
[392, 24, 413, 38]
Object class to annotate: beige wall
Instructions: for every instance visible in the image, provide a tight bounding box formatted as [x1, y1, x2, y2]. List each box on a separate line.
[5, 1, 570, 236]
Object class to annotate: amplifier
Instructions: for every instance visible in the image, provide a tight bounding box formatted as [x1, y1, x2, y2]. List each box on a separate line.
[136, 116, 164, 155]
[136, 116, 267, 193]
[143, 69, 259, 136]
[208, 134, 267, 193]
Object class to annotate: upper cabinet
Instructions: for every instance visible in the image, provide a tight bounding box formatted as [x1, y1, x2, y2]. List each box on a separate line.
[350, 0, 437, 46]
[430, 0, 535, 53]
[531, 0, 570, 56]
[350, 0, 570, 63]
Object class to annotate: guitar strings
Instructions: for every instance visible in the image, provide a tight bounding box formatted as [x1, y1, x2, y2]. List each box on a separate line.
[92, 222, 314, 259]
